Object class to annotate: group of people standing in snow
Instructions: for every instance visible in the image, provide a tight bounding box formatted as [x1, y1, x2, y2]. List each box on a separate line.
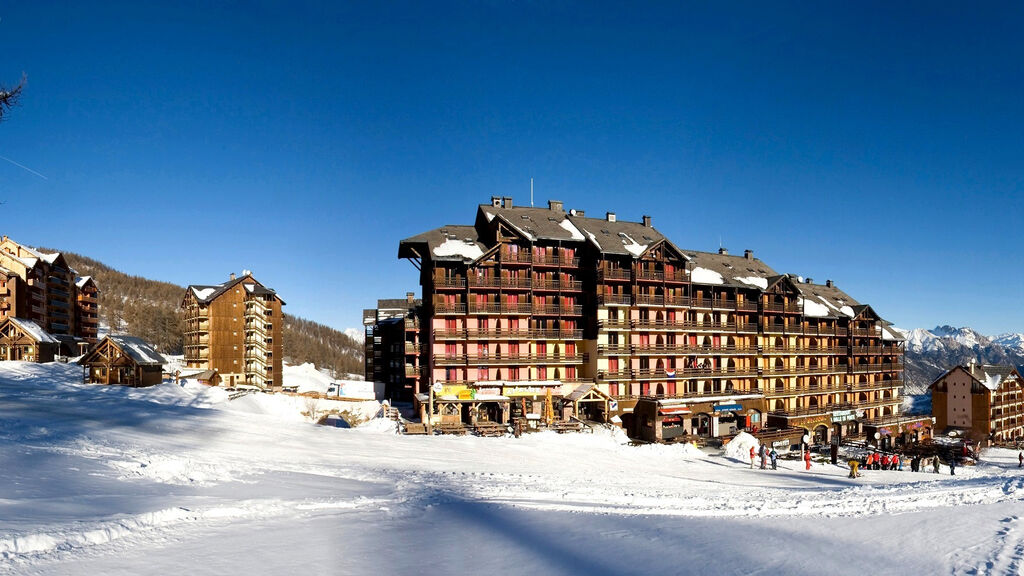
[749, 443, 812, 471]
[850, 451, 957, 478]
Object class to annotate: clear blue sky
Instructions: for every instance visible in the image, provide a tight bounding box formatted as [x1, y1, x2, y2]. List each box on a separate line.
[3, 2, 1023, 335]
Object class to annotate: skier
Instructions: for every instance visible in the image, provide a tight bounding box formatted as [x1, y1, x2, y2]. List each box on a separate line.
[881, 453, 890, 470]
[895, 453, 902, 471]
[848, 459, 860, 478]
[804, 448, 812, 471]
[932, 454, 941, 474]
[770, 448, 778, 470]
[759, 443, 767, 470]
[750, 445, 756, 469]
[1018, 451, 1022, 468]
[950, 457, 957, 476]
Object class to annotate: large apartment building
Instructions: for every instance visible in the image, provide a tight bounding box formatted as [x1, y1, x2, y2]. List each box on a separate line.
[363, 293, 422, 402]
[930, 363, 1024, 444]
[0, 236, 99, 343]
[396, 197, 925, 445]
[182, 272, 285, 389]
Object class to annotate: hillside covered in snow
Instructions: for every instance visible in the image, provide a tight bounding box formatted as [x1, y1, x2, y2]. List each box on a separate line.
[3, 362, 1024, 575]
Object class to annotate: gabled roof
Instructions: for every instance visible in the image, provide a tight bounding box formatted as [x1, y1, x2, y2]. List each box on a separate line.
[75, 275, 96, 290]
[398, 225, 487, 263]
[478, 204, 586, 243]
[3, 317, 59, 343]
[81, 335, 165, 366]
[793, 280, 860, 319]
[931, 364, 1022, 392]
[567, 214, 672, 258]
[185, 274, 284, 305]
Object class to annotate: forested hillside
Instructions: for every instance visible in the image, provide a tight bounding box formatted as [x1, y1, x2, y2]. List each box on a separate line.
[57, 251, 364, 377]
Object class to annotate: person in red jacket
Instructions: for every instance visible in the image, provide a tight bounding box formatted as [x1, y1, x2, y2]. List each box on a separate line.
[750, 445, 756, 469]
[804, 448, 812, 470]
[881, 454, 890, 470]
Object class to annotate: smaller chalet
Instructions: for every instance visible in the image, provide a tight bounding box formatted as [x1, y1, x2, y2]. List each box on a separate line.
[930, 362, 1024, 445]
[79, 335, 166, 387]
[0, 317, 59, 362]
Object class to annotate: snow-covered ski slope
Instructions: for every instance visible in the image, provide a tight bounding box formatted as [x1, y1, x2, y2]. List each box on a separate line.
[1, 362, 1022, 575]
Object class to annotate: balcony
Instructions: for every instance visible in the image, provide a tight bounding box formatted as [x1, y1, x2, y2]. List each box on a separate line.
[631, 344, 760, 356]
[597, 268, 631, 282]
[848, 363, 904, 374]
[435, 302, 467, 315]
[598, 318, 631, 330]
[532, 279, 582, 292]
[437, 352, 583, 366]
[531, 304, 582, 316]
[850, 327, 882, 337]
[597, 343, 631, 355]
[769, 403, 855, 418]
[405, 365, 421, 377]
[762, 301, 803, 314]
[468, 276, 531, 289]
[433, 328, 583, 340]
[597, 368, 633, 380]
[498, 250, 533, 265]
[632, 366, 760, 380]
[405, 342, 418, 354]
[762, 346, 846, 355]
[597, 293, 632, 306]
[634, 294, 690, 307]
[436, 277, 467, 289]
[761, 364, 847, 377]
[631, 319, 757, 333]
[468, 302, 533, 315]
[636, 269, 689, 283]
[532, 255, 579, 268]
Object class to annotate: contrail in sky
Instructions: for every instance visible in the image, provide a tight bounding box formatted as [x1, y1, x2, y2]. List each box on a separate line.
[0, 154, 47, 180]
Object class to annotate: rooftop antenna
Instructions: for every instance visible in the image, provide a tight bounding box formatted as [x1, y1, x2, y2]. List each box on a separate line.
[530, 177, 534, 207]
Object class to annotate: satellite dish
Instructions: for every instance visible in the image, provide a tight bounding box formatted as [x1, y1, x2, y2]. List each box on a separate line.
[432, 382, 443, 393]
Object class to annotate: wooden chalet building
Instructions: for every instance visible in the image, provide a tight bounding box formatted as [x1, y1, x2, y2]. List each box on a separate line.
[930, 362, 1024, 445]
[0, 237, 98, 341]
[0, 317, 59, 362]
[79, 335, 165, 387]
[181, 272, 285, 390]
[395, 197, 927, 445]
[363, 292, 423, 402]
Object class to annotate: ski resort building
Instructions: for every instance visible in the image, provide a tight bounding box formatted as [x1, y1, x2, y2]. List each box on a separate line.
[181, 272, 285, 390]
[79, 334, 165, 387]
[0, 237, 99, 342]
[0, 317, 59, 362]
[363, 293, 422, 402]
[394, 197, 927, 445]
[929, 362, 1024, 445]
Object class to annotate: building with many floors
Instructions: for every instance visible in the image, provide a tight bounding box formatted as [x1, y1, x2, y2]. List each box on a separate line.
[363, 293, 422, 402]
[930, 362, 1024, 445]
[0, 236, 99, 343]
[182, 272, 285, 389]
[394, 197, 924, 445]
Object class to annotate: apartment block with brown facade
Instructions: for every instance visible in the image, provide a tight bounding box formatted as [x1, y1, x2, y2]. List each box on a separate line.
[0, 237, 98, 343]
[396, 197, 921, 445]
[930, 363, 1024, 445]
[182, 272, 284, 389]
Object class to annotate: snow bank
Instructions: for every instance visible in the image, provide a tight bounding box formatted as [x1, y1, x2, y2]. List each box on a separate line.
[722, 431, 760, 461]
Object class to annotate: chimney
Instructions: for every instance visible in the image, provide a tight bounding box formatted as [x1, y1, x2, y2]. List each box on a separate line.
[826, 280, 834, 288]
[718, 247, 728, 255]
[230, 272, 236, 281]
[503, 196, 513, 208]
[606, 212, 616, 223]
[406, 291, 415, 303]
[491, 196, 501, 207]
[744, 249, 753, 260]
[642, 215, 652, 227]
[805, 278, 813, 284]
[569, 209, 585, 217]
[548, 200, 564, 212]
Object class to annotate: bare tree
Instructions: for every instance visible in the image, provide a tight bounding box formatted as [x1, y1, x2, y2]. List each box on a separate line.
[0, 75, 25, 122]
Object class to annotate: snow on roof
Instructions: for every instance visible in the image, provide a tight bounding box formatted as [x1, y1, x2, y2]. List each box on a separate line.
[690, 267, 724, 285]
[798, 297, 831, 318]
[734, 276, 768, 290]
[75, 276, 93, 289]
[192, 287, 216, 300]
[432, 238, 484, 261]
[982, 372, 1002, 391]
[107, 335, 166, 366]
[620, 233, 648, 257]
[9, 318, 59, 343]
[558, 218, 585, 241]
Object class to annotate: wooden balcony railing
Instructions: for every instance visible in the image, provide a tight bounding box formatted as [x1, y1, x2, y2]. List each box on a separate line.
[597, 293, 632, 305]
[433, 328, 583, 340]
[597, 268, 631, 282]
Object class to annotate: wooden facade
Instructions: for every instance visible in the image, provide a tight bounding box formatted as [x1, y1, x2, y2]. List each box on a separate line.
[0, 237, 99, 342]
[182, 272, 285, 389]
[397, 197, 915, 445]
[79, 335, 165, 387]
[0, 317, 58, 362]
[363, 293, 422, 402]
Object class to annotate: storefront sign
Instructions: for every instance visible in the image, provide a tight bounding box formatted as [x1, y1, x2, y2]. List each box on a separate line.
[772, 440, 791, 449]
[457, 389, 476, 400]
[831, 410, 856, 423]
[879, 427, 893, 436]
[713, 403, 743, 412]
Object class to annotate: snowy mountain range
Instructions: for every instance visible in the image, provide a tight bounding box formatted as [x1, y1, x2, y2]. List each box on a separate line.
[900, 325, 1024, 394]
